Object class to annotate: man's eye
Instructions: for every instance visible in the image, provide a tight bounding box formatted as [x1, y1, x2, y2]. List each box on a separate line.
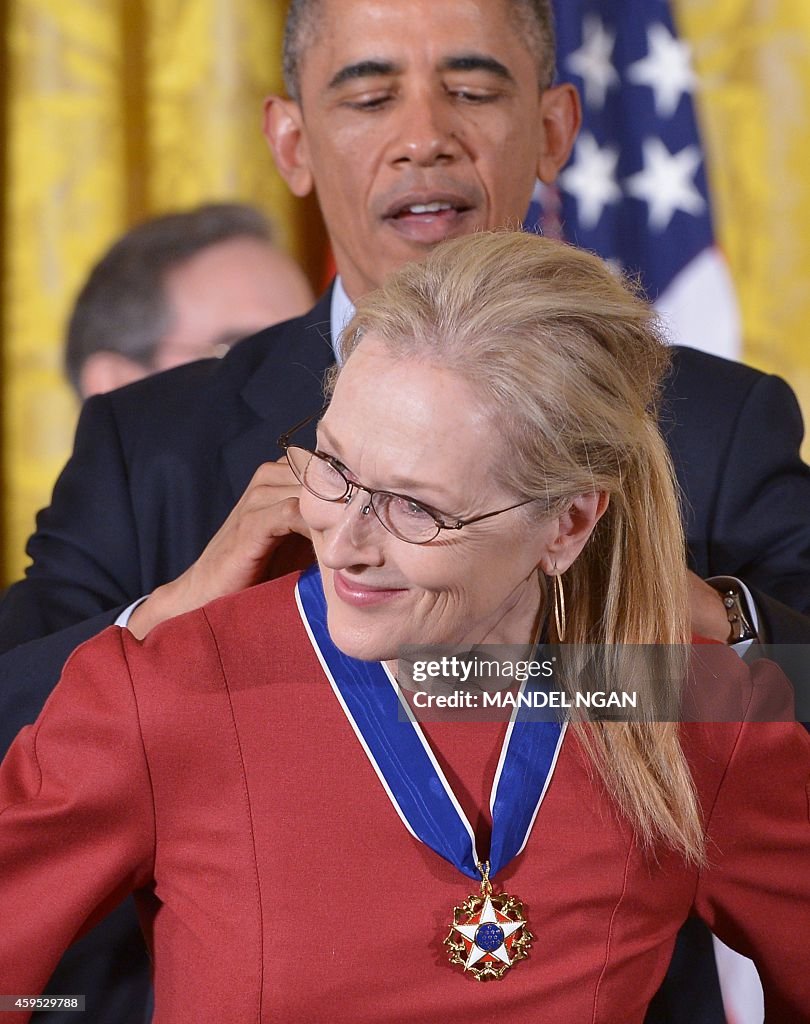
[343, 93, 392, 111]
[449, 89, 499, 104]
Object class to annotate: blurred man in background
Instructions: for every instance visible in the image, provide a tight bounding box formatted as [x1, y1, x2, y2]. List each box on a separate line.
[65, 202, 314, 398]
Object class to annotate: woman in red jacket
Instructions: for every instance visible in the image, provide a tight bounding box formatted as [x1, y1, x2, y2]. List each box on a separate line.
[1, 232, 808, 1023]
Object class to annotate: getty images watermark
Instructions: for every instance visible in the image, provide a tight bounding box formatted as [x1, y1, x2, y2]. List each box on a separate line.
[408, 653, 637, 713]
[396, 644, 809, 723]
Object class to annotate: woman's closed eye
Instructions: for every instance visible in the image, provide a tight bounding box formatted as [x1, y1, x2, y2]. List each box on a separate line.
[316, 450, 349, 473]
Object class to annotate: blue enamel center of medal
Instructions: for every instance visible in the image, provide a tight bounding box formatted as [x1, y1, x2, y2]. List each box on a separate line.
[475, 923, 505, 952]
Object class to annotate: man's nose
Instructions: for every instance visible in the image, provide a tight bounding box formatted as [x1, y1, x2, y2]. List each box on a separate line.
[389, 89, 463, 167]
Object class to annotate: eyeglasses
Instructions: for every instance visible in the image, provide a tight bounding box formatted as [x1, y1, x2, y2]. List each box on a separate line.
[278, 413, 535, 545]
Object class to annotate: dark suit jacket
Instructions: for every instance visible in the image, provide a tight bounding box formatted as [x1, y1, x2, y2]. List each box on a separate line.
[2, 290, 810, 748]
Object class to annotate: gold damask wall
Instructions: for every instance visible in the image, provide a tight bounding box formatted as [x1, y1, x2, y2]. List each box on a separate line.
[676, 0, 810, 439]
[1, 0, 810, 584]
[1, 0, 322, 584]
[3, 2, 128, 584]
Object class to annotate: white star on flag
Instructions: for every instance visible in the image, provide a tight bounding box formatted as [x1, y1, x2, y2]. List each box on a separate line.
[452, 894, 524, 969]
[626, 23, 697, 118]
[533, 1, 741, 361]
[566, 13, 620, 110]
[625, 138, 706, 231]
[560, 133, 622, 229]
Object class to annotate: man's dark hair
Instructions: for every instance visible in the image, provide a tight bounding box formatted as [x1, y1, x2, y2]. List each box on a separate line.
[64, 203, 274, 393]
[282, 0, 557, 103]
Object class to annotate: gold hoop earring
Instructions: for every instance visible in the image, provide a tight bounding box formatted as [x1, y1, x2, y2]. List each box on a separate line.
[551, 568, 566, 643]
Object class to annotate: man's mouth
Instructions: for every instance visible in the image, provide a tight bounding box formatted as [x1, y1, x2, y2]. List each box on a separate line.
[396, 200, 457, 216]
[384, 194, 475, 244]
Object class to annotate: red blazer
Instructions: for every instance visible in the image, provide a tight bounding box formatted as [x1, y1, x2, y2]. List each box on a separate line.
[1, 572, 809, 1023]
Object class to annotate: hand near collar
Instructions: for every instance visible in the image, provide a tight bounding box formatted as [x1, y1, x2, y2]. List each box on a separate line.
[128, 460, 311, 639]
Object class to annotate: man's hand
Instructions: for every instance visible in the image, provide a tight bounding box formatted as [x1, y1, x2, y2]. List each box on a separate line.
[128, 460, 309, 638]
[687, 570, 732, 643]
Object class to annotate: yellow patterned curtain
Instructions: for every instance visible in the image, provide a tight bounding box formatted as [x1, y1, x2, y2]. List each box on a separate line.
[0, 0, 321, 584]
[2, 2, 128, 584]
[675, 0, 810, 454]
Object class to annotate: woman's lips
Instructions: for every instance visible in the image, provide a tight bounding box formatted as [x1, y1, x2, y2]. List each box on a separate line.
[332, 570, 407, 607]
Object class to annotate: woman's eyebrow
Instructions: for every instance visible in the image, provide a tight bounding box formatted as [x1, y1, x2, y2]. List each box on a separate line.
[316, 421, 343, 454]
[316, 423, 458, 506]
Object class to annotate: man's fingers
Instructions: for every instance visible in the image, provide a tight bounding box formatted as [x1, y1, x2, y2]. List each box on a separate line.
[238, 483, 302, 512]
[277, 496, 311, 539]
[249, 459, 299, 488]
[214, 494, 309, 550]
[129, 476, 308, 638]
[238, 495, 311, 539]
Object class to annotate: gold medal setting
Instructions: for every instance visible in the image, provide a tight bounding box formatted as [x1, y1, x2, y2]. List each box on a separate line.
[444, 865, 532, 981]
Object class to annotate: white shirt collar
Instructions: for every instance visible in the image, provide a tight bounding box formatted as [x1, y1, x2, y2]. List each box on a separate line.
[329, 276, 356, 365]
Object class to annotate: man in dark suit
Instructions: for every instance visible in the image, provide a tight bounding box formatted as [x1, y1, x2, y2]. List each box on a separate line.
[1, 0, 809, 1021]
[3, 0, 808, 685]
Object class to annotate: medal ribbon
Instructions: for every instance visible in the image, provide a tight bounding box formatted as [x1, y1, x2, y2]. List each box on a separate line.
[296, 565, 566, 880]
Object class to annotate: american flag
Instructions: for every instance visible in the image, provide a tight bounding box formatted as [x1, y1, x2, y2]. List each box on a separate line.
[527, 0, 741, 360]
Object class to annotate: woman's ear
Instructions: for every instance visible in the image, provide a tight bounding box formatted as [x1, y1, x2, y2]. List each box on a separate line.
[538, 491, 609, 574]
[263, 95, 315, 197]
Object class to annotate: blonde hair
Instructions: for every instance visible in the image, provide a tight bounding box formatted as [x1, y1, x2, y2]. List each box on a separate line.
[338, 231, 703, 862]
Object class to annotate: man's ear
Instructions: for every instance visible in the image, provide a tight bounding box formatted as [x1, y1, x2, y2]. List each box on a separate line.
[536, 83, 582, 185]
[79, 352, 150, 399]
[538, 491, 609, 574]
[263, 95, 315, 198]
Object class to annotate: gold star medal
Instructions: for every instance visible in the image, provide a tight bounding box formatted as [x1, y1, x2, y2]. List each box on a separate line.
[444, 862, 533, 981]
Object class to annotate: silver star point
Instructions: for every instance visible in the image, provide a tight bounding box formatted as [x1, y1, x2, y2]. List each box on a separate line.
[566, 13, 620, 110]
[452, 895, 525, 971]
[625, 138, 706, 231]
[627, 22, 697, 118]
[560, 132, 622, 230]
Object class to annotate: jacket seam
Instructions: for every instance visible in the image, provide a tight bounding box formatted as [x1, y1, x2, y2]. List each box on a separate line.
[690, 682, 754, 906]
[591, 838, 634, 1023]
[119, 629, 159, 879]
[201, 607, 264, 1024]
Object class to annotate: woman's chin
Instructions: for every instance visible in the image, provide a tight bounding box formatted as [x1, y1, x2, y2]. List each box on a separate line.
[326, 614, 397, 663]
[334, 637, 395, 664]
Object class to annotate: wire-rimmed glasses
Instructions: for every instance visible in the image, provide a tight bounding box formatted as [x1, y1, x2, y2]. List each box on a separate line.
[278, 413, 535, 545]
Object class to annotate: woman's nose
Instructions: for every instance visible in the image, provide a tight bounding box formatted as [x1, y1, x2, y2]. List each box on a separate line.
[344, 485, 373, 516]
[319, 487, 385, 568]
